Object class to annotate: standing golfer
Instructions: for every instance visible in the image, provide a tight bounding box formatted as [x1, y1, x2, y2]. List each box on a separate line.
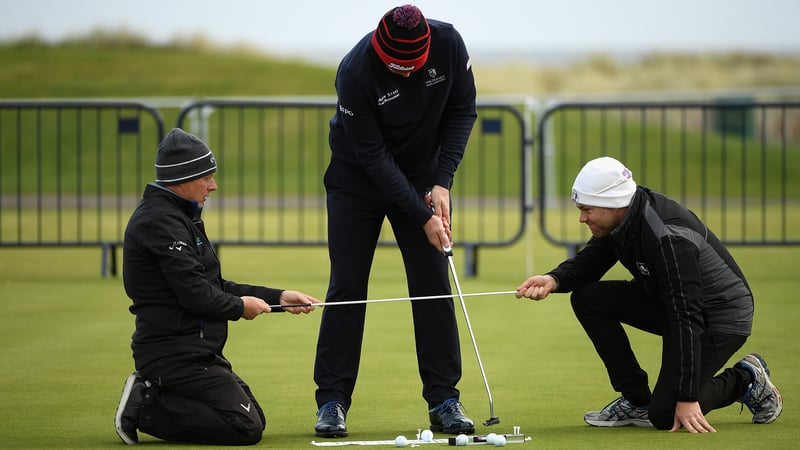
[313, 4, 477, 438]
[115, 128, 320, 445]
[516, 156, 782, 432]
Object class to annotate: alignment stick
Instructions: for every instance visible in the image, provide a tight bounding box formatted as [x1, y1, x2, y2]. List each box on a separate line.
[272, 290, 516, 309]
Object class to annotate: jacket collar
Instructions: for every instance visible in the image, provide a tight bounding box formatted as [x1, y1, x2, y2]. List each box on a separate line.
[145, 183, 203, 221]
[610, 186, 642, 243]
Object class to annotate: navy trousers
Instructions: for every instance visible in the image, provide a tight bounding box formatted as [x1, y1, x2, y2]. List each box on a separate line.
[314, 160, 462, 411]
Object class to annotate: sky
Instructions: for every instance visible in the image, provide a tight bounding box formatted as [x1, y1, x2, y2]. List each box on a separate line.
[2, 0, 799, 65]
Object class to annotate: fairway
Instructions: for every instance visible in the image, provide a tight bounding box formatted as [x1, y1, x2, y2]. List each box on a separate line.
[0, 232, 797, 449]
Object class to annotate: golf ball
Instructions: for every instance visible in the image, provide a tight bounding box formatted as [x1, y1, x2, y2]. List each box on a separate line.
[395, 435, 408, 447]
[420, 429, 434, 442]
[485, 432, 498, 444]
[455, 434, 469, 446]
[494, 434, 507, 447]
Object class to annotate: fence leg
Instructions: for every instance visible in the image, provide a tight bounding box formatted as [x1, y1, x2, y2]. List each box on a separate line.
[110, 244, 118, 277]
[100, 243, 120, 278]
[463, 244, 478, 278]
[567, 243, 581, 258]
[101, 243, 109, 278]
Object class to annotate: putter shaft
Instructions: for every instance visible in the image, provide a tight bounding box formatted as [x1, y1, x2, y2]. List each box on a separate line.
[443, 245, 499, 426]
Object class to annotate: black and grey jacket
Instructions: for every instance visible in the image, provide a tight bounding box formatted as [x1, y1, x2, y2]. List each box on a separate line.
[548, 186, 753, 401]
[123, 183, 284, 369]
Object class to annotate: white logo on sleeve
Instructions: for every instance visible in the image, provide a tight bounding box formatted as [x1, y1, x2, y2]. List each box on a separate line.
[240, 402, 251, 412]
[169, 241, 189, 251]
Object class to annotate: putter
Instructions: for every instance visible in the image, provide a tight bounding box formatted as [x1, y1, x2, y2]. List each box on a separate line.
[444, 244, 500, 426]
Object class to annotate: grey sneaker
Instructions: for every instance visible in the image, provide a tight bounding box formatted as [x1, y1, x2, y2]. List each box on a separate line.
[736, 353, 783, 424]
[584, 397, 652, 427]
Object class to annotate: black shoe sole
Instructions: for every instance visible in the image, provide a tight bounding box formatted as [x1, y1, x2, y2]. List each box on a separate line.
[315, 430, 349, 438]
[430, 424, 475, 435]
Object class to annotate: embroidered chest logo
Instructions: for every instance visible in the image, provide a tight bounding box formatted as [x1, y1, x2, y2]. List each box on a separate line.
[636, 262, 650, 276]
[377, 89, 400, 106]
[425, 67, 446, 87]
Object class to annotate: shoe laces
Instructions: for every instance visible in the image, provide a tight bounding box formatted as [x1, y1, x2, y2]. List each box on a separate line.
[739, 382, 768, 415]
[605, 397, 627, 412]
[605, 397, 646, 417]
[436, 398, 466, 416]
[319, 402, 344, 418]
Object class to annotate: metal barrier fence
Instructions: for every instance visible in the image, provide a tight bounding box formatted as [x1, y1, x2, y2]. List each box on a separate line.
[0, 99, 527, 277]
[176, 100, 529, 276]
[5, 98, 798, 275]
[0, 100, 164, 275]
[536, 101, 800, 255]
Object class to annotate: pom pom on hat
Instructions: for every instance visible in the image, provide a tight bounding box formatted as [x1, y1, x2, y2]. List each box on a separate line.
[155, 128, 217, 186]
[371, 4, 430, 73]
[571, 157, 636, 208]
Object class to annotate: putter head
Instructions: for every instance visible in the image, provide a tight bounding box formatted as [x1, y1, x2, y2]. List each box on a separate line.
[483, 417, 500, 426]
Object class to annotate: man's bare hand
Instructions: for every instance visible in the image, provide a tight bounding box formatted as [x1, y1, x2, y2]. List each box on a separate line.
[279, 290, 321, 314]
[515, 275, 558, 300]
[671, 401, 716, 433]
[241, 295, 271, 319]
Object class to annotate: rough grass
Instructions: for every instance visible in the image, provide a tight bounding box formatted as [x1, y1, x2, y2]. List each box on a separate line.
[2, 31, 800, 98]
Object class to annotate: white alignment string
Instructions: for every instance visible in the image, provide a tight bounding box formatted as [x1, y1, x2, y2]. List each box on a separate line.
[271, 290, 516, 308]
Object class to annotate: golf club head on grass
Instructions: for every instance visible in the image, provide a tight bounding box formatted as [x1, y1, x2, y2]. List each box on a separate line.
[483, 416, 500, 426]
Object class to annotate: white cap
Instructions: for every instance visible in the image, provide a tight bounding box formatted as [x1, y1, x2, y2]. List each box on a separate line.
[571, 157, 636, 208]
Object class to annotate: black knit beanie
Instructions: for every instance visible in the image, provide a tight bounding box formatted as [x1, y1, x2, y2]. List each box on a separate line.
[155, 128, 217, 186]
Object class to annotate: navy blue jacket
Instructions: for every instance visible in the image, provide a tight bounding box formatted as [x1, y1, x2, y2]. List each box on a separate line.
[329, 19, 477, 225]
[123, 183, 284, 369]
[549, 186, 753, 401]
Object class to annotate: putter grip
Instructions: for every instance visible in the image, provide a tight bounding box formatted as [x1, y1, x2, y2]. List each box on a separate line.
[442, 244, 453, 257]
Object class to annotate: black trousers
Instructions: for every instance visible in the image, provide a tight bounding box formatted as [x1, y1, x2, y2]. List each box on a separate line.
[570, 280, 752, 430]
[314, 160, 462, 411]
[137, 352, 266, 445]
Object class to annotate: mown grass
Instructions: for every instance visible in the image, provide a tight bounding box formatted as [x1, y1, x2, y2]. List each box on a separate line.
[0, 238, 797, 449]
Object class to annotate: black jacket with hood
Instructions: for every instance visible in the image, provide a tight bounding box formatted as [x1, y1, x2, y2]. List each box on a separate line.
[123, 183, 284, 369]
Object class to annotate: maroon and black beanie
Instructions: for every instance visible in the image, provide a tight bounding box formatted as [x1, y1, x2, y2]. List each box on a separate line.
[371, 4, 430, 73]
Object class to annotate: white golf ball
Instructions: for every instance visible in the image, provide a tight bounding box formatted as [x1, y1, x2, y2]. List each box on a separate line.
[485, 432, 498, 444]
[455, 434, 469, 446]
[420, 429, 434, 442]
[494, 434, 507, 447]
[395, 435, 408, 447]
